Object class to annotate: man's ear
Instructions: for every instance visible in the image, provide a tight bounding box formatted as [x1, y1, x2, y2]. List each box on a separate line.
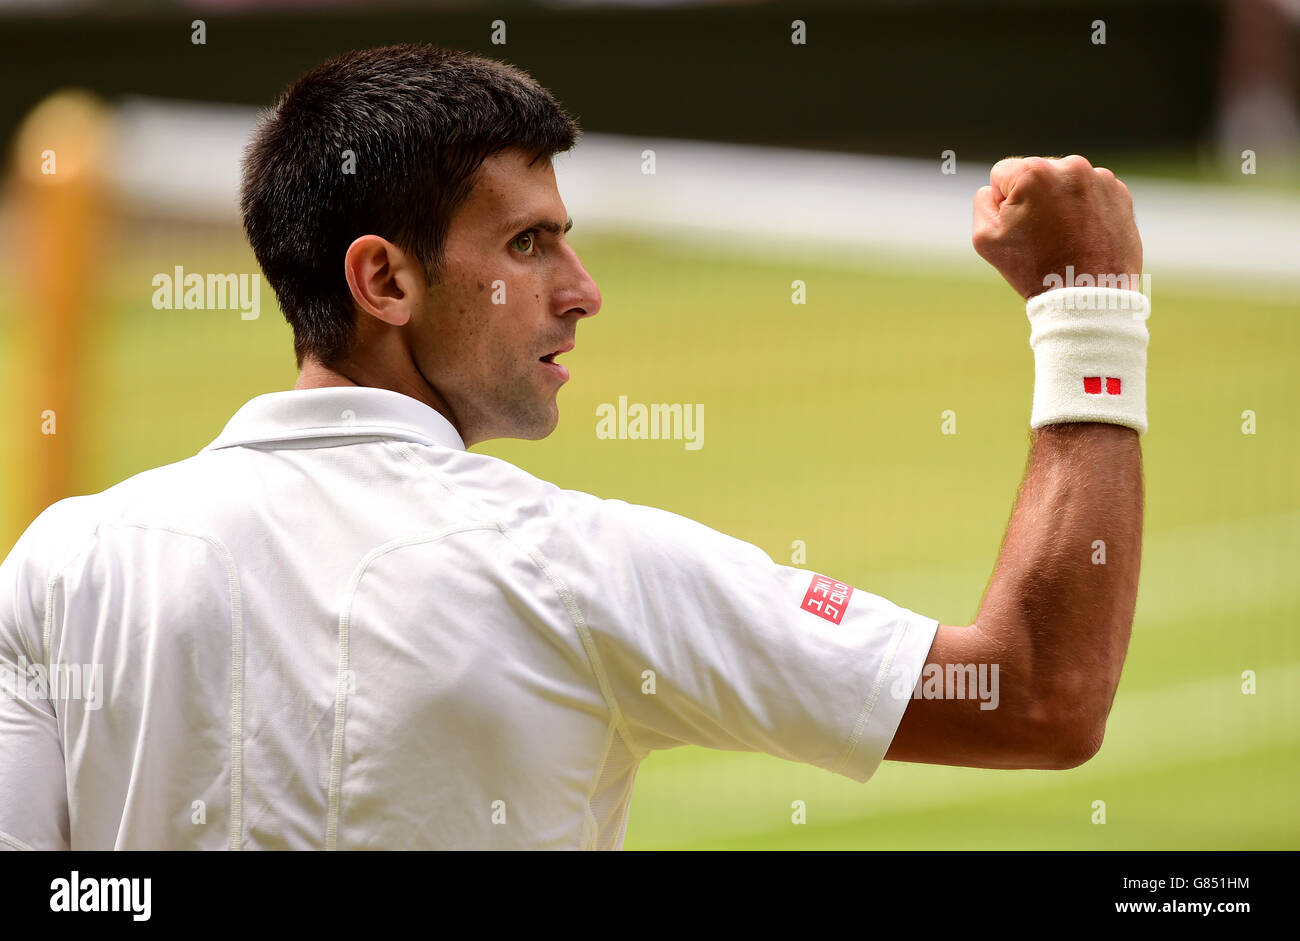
[343, 235, 424, 327]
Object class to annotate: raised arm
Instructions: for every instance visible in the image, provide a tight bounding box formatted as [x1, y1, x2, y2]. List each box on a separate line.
[885, 155, 1146, 770]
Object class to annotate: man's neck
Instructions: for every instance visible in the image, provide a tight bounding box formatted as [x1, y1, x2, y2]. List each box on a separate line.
[294, 358, 469, 444]
[295, 359, 364, 393]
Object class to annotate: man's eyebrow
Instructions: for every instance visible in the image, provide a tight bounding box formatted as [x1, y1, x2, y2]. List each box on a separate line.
[500, 215, 573, 236]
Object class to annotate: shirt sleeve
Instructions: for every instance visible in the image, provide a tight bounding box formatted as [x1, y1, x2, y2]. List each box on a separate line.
[0, 509, 72, 850]
[568, 497, 940, 783]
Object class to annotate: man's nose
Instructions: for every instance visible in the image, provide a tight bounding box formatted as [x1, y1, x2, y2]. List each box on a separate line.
[554, 244, 601, 320]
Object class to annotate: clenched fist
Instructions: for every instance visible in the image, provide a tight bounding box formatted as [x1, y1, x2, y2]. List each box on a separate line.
[972, 155, 1143, 300]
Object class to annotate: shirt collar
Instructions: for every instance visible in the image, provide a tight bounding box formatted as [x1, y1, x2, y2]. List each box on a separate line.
[201, 387, 467, 452]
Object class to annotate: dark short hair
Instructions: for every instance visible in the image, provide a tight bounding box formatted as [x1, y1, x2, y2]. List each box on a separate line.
[241, 44, 579, 368]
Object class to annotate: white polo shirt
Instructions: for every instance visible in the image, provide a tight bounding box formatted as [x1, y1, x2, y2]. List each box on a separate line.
[0, 386, 939, 850]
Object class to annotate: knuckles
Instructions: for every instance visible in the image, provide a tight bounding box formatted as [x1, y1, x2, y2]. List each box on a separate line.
[974, 155, 1140, 280]
[989, 155, 1135, 210]
[1003, 154, 1118, 192]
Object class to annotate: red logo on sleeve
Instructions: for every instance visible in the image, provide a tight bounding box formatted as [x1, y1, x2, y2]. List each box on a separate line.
[801, 574, 854, 625]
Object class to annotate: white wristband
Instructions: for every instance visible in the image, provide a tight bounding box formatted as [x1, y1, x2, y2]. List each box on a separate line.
[1026, 286, 1150, 435]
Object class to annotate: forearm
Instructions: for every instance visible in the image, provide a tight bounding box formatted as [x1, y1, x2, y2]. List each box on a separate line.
[887, 154, 1148, 771]
[973, 421, 1144, 753]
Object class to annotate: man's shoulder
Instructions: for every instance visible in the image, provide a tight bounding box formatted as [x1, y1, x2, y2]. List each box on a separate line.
[3, 452, 215, 575]
[455, 452, 768, 570]
[430, 447, 602, 520]
[454, 451, 647, 526]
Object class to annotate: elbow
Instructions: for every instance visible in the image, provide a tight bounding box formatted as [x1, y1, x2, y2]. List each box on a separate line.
[1045, 720, 1107, 770]
[1016, 695, 1109, 770]
[1013, 656, 1120, 769]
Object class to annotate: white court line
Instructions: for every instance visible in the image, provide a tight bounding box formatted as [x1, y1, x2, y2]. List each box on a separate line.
[107, 98, 1300, 291]
[555, 134, 1300, 292]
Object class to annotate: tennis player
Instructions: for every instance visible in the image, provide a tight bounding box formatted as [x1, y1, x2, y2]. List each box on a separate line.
[0, 44, 1147, 850]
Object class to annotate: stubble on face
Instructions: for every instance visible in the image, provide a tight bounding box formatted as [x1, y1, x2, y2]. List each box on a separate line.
[412, 151, 571, 444]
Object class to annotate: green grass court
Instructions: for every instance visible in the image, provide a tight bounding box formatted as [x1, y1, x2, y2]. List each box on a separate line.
[1, 228, 1295, 849]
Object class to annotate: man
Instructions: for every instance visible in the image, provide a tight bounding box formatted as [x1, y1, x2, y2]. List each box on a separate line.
[0, 44, 1146, 850]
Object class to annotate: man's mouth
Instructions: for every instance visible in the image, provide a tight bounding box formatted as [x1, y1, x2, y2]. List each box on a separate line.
[540, 342, 574, 381]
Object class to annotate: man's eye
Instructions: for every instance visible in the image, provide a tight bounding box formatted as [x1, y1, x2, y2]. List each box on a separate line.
[511, 231, 536, 255]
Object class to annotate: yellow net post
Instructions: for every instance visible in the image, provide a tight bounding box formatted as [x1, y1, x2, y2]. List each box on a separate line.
[4, 91, 111, 547]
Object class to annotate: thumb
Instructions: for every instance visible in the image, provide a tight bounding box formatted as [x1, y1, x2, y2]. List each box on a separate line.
[972, 184, 1000, 233]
